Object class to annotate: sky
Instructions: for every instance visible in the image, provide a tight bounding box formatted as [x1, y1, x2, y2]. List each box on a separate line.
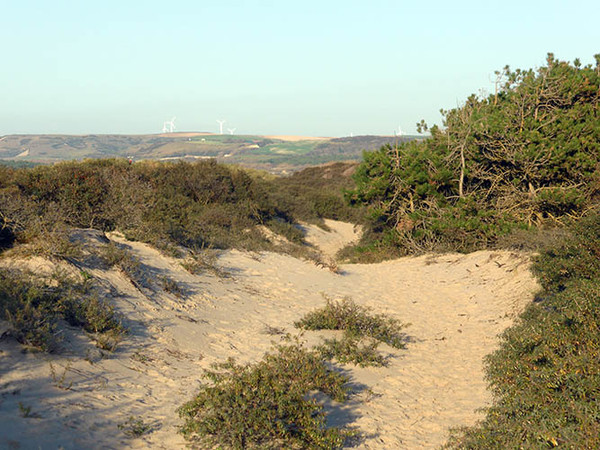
[1, 0, 598, 137]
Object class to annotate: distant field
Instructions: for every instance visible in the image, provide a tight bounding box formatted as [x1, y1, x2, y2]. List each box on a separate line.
[0, 133, 418, 173]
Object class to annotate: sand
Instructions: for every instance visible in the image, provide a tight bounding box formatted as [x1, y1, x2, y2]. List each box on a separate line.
[0, 222, 538, 449]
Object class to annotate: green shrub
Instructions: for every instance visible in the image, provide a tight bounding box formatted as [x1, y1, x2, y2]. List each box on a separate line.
[295, 297, 406, 349]
[317, 334, 387, 367]
[265, 218, 305, 244]
[0, 268, 123, 352]
[0, 269, 61, 351]
[533, 213, 600, 291]
[179, 339, 354, 449]
[535, 187, 586, 218]
[267, 162, 364, 224]
[60, 294, 122, 334]
[446, 212, 600, 448]
[295, 297, 406, 367]
[0, 158, 366, 259]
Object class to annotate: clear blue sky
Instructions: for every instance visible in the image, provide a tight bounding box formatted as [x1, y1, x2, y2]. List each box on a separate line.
[1, 0, 598, 137]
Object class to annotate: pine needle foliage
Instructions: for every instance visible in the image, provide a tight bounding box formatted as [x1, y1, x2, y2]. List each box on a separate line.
[347, 54, 600, 257]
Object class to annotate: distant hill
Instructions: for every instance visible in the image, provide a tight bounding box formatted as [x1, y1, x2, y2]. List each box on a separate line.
[0, 133, 419, 173]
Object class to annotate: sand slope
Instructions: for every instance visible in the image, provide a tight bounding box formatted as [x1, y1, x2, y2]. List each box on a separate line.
[0, 222, 538, 449]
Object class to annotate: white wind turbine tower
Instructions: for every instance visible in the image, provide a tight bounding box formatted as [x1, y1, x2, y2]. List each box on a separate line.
[216, 120, 226, 134]
[227, 128, 236, 135]
[162, 122, 169, 133]
[394, 125, 403, 137]
[168, 117, 176, 133]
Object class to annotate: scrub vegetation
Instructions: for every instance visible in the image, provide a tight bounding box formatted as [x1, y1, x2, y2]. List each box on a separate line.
[446, 215, 600, 448]
[0, 159, 360, 256]
[0, 158, 359, 356]
[1, 53, 599, 447]
[0, 268, 123, 352]
[346, 53, 600, 260]
[295, 296, 407, 367]
[342, 53, 600, 448]
[178, 339, 355, 449]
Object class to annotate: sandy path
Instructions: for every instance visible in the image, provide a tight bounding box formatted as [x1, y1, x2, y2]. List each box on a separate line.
[300, 218, 361, 260]
[0, 223, 538, 449]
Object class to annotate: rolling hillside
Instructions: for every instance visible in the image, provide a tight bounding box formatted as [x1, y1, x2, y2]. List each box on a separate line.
[0, 133, 418, 173]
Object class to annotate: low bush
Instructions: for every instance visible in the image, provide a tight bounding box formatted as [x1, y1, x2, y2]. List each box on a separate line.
[265, 218, 305, 244]
[445, 213, 600, 448]
[0, 158, 368, 264]
[267, 162, 364, 225]
[61, 294, 121, 334]
[317, 334, 386, 367]
[179, 339, 354, 449]
[296, 297, 406, 367]
[0, 268, 123, 352]
[295, 297, 406, 349]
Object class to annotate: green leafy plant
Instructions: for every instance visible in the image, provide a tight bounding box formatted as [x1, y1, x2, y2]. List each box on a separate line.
[446, 212, 600, 448]
[295, 296, 406, 349]
[295, 297, 406, 367]
[317, 334, 387, 367]
[179, 338, 354, 449]
[98, 242, 143, 284]
[347, 54, 600, 259]
[0, 267, 124, 353]
[0, 157, 367, 263]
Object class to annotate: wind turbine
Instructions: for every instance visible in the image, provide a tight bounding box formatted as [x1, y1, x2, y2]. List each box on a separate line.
[394, 125, 403, 137]
[216, 120, 226, 134]
[227, 128, 236, 135]
[168, 117, 176, 133]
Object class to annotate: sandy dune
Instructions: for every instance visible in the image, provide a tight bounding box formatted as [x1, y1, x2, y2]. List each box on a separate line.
[0, 222, 538, 449]
[300, 219, 362, 260]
